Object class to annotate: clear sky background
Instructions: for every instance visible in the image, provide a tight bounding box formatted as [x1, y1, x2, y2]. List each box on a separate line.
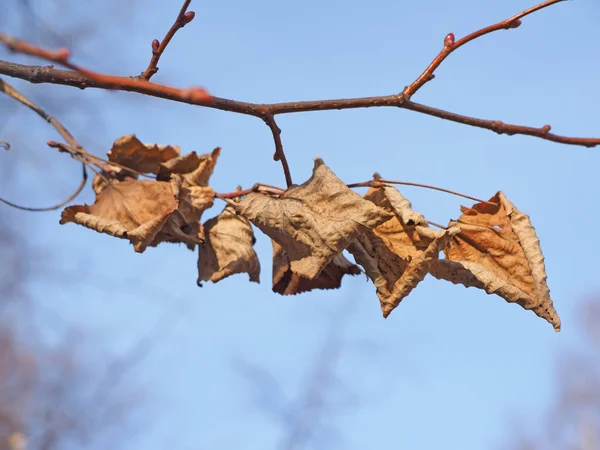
[2, 0, 600, 449]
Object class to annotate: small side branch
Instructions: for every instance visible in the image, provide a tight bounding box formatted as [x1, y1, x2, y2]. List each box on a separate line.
[263, 114, 293, 187]
[0, 32, 211, 103]
[347, 178, 496, 206]
[0, 77, 94, 210]
[140, 0, 196, 80]
[0, 163, 87, 212]
[403, 0, 566, 99]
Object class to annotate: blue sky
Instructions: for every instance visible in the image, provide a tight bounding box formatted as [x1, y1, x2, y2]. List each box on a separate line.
[2, 0, 600, 448]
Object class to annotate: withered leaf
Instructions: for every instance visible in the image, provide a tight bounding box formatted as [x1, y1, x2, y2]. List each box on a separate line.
[157, 147, 221, 187]
[92, 169, 137, 196]
[365, 181, 428, 242]
[198, 203, 260, 285]
[272, 241, 361, 295]
[108, 134, 180, 175]
[349, 184, 458, 317]
[60, 176, 214, 252]
[348, 184, 451, 317]
[429, 192, 560, 331]
[236, 158, 393, 280]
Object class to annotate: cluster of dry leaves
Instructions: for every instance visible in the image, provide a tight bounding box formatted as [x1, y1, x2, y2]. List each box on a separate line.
[60, 136, 561, 331]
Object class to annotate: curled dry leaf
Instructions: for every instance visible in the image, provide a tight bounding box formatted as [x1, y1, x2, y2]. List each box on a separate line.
[93, 135, 220, 194]
[272, 241, 361, 295]
[156, 147, 221, 187]
[348, 184, 455, 317]
[93, 134, 180, 194]
[198, 203, 260, 285]
[60, 176, 214, 252]
[108, 134, 180, 175]
[236, 158, 392, 279]
[429, 192, 560, 331]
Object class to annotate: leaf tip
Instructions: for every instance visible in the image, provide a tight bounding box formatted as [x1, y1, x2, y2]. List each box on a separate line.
[313, 157, 325, 168]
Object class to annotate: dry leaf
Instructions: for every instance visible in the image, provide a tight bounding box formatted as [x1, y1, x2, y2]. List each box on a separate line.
[236, 158, 392, 279]
[108, 134, 180, 175]
[350, 227, 457, 317]
[93, 137, 219, 194]
[60, 176, 214, 252]
[272, 241, 361, 295]
[348, 184, 452, 317]
[198, 203, 260, 285]
[365, 180, 428, 242]
[92, 169, 136, 196]
[157, 147, 221, 187]
[429, 192, 560, 331]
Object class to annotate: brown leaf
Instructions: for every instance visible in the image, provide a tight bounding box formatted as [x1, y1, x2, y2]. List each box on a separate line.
[349, 185, 457, 317]
[92, 170, 137, 196]
[365, 181, 428, 242]
[197, 203, 260, 285]
[236, 158, 392, 279]
[272, 241, 361, 295]
[108, 134, 180, 175]
[429, 192, 560, 331]
[157, 147, 221, 187]
[94, 138, 219, 194]
[60, 176, 214, 252]
[348, 184, 451, 317]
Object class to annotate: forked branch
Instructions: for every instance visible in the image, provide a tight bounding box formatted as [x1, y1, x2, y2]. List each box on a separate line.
[0, 0, 597, 188]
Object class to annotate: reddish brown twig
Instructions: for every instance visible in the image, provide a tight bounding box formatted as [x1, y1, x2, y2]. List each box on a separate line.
[216, 184, 286, 199]
[263, 114, 293, 186]
[347, 178, 496, 206]
[0, 32, 211, 103]
[140, 0, 195, 80]
[402, 0, 566, 99]
[218, 178, 492, 208]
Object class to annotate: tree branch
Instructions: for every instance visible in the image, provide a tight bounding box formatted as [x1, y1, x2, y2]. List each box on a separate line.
[139, 0, 195, 80]
[402, 0, 566, 99]
[0, 59, 596, 150]
[0, 0, 597, 199]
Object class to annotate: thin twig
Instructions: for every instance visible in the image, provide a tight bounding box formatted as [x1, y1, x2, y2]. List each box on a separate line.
[402, 0, 566, 99]
[263, 114, 293, 186]
[427, 220, 448, 229]
[0, 164, 87, 212]
[347, 179, 495, 206]
[140, 0, 195, 80]
[0, 77, 91, 210]
[0, 77, 80, 150]
[217, 183, 286, 199]
[0, 33, 211, 103]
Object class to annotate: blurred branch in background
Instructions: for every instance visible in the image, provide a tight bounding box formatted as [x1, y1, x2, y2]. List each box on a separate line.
[508, 298, 600, 450]
[0, 2, 159, 449]
[236, 300, 362, 450]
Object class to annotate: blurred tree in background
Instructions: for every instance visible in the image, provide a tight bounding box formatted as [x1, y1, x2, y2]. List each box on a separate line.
[1, 2, 140, 449]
